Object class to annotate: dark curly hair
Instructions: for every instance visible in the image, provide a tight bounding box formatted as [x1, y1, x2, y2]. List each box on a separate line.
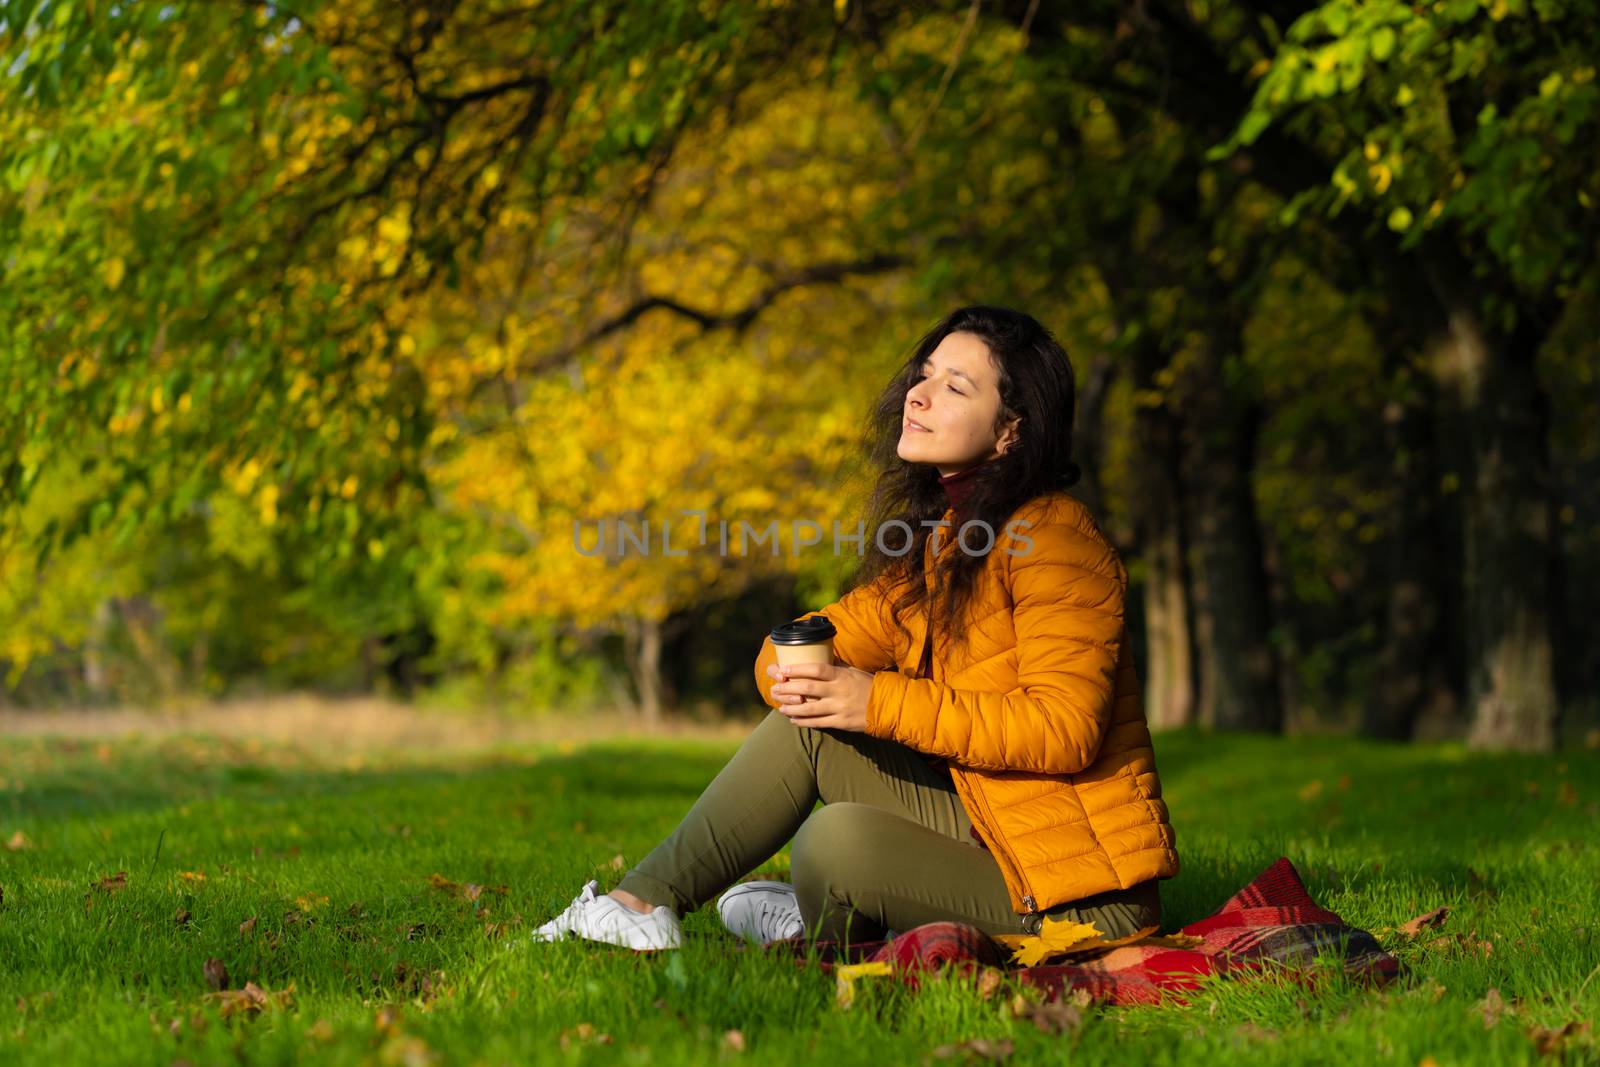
[850, 304, 1082, 659]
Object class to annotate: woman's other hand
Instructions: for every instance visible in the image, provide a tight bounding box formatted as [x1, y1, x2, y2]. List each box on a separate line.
[767, 662, 875, 732]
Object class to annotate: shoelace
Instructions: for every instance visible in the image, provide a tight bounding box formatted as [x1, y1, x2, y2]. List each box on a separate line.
[545, 881, 600, 932]
[754, 897, 803, 941]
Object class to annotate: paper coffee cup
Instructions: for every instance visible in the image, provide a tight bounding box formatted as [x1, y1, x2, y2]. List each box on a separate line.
[770, 615, 837, 672]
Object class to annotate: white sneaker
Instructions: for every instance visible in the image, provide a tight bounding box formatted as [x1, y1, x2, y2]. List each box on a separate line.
[530, 880, 682, 950]
[717, 880, 806, 943]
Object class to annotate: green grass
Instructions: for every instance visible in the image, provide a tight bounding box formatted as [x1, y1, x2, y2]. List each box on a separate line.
[2, 723, 1598, 1065]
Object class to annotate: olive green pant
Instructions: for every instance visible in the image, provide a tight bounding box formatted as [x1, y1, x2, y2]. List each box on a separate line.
[615, 709, 1161, 944]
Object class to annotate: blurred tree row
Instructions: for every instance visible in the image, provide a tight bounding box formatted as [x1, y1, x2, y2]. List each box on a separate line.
[1, 1, 1595, 749]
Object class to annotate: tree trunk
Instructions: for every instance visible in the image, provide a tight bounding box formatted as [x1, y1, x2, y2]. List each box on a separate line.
[116, 597, 181, 705]
[189, 633, 211, 695]
[1176, 338, 1283, 734]
[1128, 402, 1196, 731]
[621, 616, 665, 728]
[1071, 354, 1115, 518]
[84, 597, 116, 700]
[360, 636, 383, 693]
[1423, 277, 1560, 752]
[1366, 360, 1461, 740]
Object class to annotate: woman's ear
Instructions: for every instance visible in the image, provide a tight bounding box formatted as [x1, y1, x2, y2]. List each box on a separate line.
[995, 415, 1022, 456]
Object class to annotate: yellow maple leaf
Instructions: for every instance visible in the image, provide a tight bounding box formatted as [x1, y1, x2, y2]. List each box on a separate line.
[994, 916, 1105, 966]
[995, 922, 1200, 966]
[1139, 932, 1205, 950]
[834, 961, 892, 1009]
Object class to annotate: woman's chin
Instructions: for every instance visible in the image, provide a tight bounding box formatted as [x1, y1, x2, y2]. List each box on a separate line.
[897, 434, 938, 462]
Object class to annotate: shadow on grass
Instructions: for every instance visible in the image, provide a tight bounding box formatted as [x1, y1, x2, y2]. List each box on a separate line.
[3, 742, 735, 827]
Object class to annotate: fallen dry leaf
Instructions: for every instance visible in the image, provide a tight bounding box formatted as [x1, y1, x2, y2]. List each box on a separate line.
[1428, 931, 1494, 959]
[174, 907, 192, 927]
[974, 967, 1003, 1000]
[391, 961, 445, 1003]
[1478, 988, 1511, 1029]
[603, 853, 626, 872]
[995, 921, 1191, 966]
[723, 1029, 746, 1052]
[1528, 1020, 1592, 1057]
[1423, 979, 1449, 1004]
[993, 916, 1105, 966]
[375, 1004, 403, 1034]
[1016, 997, 1084, 1035]
[559, 1022, 613, 1050]
[15, 992, 58, 1017]
[4, 830, 33, 851]
[204, 981, 292, 1018]
[930, 1038, 1014, 1061]
[426, 873, 508, 901]
[1398, 906, 1449, 937]
[378, 1035, 438, 1066]
[203, 957, 230, 992]
[179, 871, 206, 883]
[92, 871, 128, 893]
[1048, 924, 1169, 957]
[306, 1018, 335, 1043]
[1140, 931, 1206, 950]
[1234, 1022, 1279, 1042]
[239, 916, 258, 937]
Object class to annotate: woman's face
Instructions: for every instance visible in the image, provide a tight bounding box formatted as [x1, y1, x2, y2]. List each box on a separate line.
[897, 331, 1019, 476]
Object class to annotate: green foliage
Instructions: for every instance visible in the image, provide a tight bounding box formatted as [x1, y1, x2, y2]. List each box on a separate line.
[1217, 0, 1600, 308]
[2, 1, 1596, 726]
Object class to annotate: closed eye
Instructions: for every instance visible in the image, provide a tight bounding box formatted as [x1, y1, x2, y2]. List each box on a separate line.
[914, 372, 964, 396]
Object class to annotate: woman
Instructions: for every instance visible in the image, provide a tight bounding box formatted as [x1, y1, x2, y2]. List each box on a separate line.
[532, 305, 1180, 950]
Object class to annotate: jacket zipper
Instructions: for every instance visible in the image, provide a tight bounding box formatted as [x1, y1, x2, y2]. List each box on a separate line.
[923, 512, 1040, 915]
[958, 773, 1040, 915]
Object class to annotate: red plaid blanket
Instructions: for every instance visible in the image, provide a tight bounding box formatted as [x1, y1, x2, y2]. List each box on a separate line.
[771, 857, 1405, 1006]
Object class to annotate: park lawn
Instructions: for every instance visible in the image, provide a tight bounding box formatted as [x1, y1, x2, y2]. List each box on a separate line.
[1, 720, 1597, 1066]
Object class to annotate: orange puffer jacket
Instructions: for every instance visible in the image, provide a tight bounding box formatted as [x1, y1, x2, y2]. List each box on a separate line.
[754, 491, 1180, 916]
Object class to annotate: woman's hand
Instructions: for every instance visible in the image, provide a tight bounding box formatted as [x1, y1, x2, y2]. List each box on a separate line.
[767, 662, 875, 732]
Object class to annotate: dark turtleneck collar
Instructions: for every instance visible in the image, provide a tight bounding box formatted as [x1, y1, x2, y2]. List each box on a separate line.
[937, 457, 1000, 516]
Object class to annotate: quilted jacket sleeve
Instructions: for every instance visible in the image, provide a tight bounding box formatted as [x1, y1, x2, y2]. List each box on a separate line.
[753, 572, 901, 711]
[861, 513, 1125, 774]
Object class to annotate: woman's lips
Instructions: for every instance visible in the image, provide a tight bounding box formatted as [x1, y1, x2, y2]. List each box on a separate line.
[904, 418, 932, 433]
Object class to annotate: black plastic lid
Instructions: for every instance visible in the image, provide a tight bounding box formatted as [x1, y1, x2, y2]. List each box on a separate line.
[769, 615, 837, 645]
